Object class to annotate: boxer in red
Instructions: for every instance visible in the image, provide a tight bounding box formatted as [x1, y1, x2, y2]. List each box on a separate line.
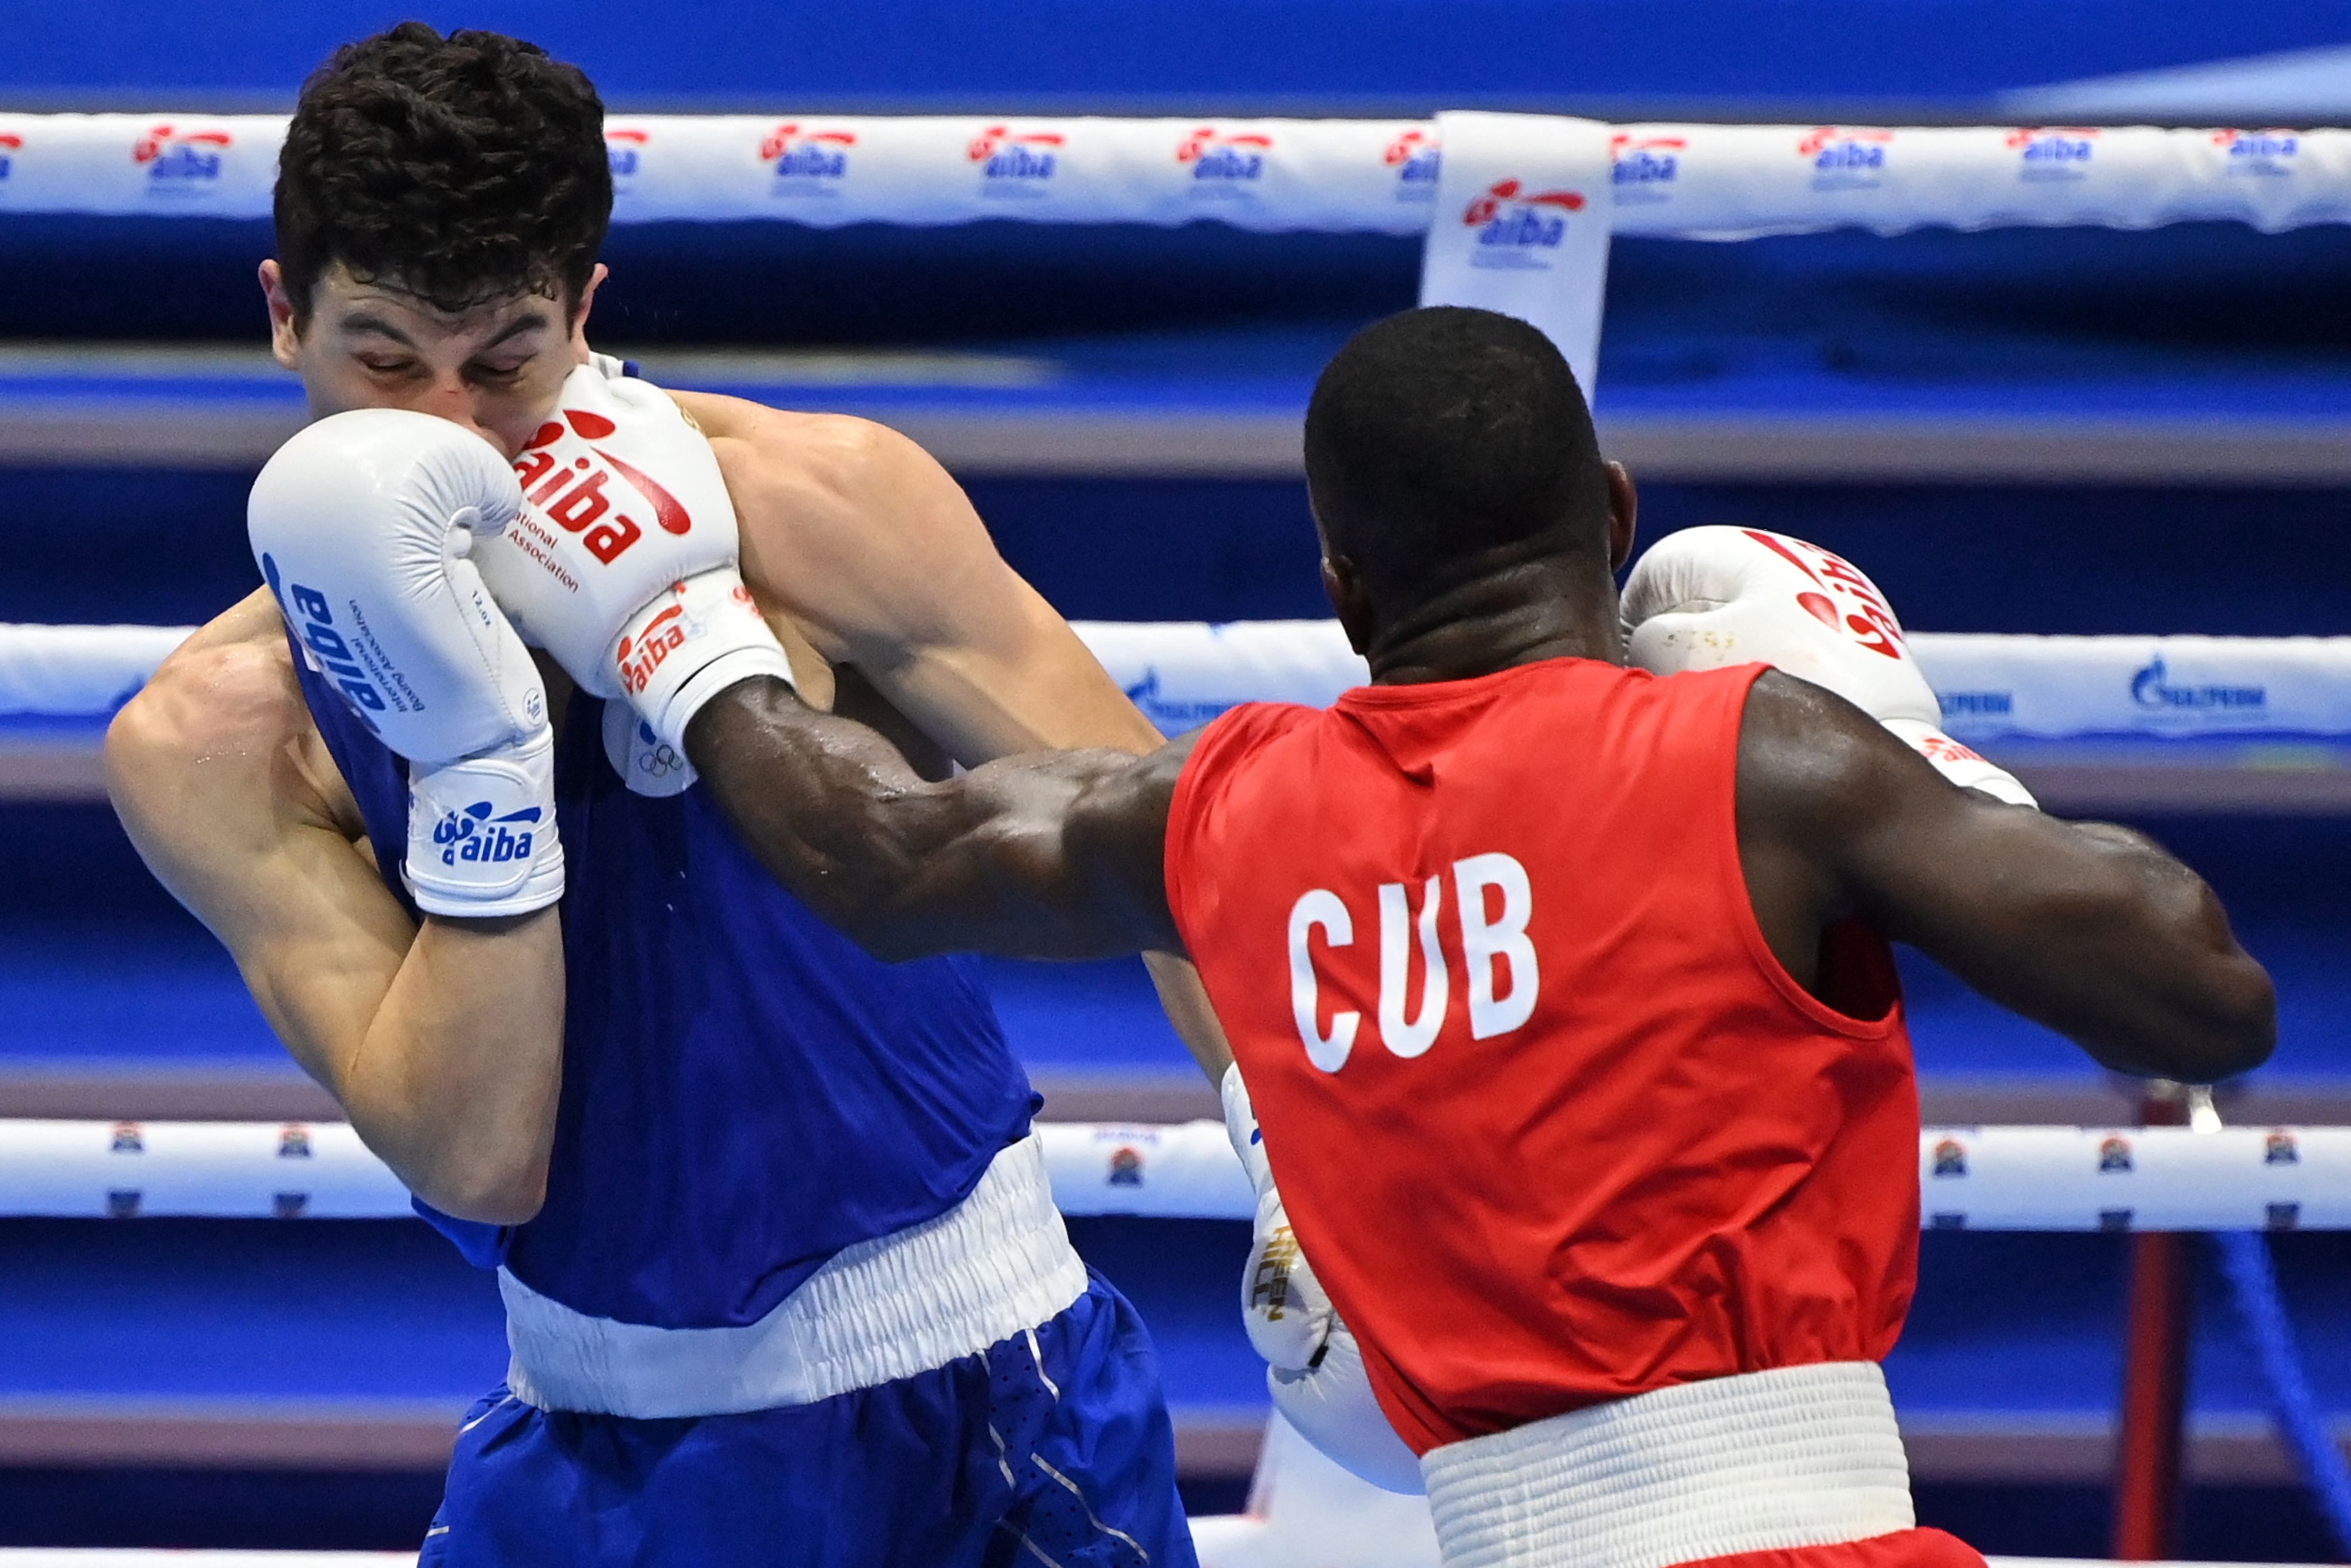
[654, 306, 2275, 1568]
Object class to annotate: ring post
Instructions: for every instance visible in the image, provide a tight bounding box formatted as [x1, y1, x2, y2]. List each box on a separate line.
[2113, 1081, 2195, 1559]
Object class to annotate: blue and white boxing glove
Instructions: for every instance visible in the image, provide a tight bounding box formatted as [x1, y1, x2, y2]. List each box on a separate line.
[473, 361, 795, 764]
[1223, 1064, 1425, 1495]
[1623, 526, 2037, 808]
[250, 410, 562, 918]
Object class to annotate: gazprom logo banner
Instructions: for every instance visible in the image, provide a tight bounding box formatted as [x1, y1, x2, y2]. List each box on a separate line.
[1910, 634, 2347, 742]
[1417, 111, 1614, 398]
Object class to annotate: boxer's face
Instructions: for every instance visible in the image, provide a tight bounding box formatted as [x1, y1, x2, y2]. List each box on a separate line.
[262, 259, 602, 459]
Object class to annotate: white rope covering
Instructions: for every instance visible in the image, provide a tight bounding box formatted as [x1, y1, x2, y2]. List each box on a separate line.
[3, 1118, 2342, 1232]
[12, 621, 2351, 746]
[0, 115, 2344, 235]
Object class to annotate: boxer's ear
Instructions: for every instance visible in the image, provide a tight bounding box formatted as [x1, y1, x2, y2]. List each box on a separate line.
[1605, 460, 1639, 573]
[260, 260, 302, 370]
[1322, 554, 1377, 658]
[568, 264, 609, 361]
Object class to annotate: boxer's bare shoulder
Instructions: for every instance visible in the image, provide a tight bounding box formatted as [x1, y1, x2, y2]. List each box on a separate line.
[671, 388, 1161, 763]
[106, 590, 410, 1053]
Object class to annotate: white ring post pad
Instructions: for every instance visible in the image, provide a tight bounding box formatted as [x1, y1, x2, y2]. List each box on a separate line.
[1416, 112, 1616, 398]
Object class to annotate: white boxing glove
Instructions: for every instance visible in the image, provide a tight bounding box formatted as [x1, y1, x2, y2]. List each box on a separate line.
[1223, 1064, 1425, 1495]
[1622, 526, 2037, 808]
[249, 410, 562, 917]
[473, 361, 795, 757]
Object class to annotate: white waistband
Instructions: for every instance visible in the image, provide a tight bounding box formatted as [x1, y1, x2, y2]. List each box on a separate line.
[1421, 1361, 1915, 1568]
[499, 1134, 1089, 1418]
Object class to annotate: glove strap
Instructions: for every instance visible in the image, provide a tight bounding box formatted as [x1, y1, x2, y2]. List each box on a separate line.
[405, 726, 564, 918]
[1222, 1063, 1277, 1200]
[1881, 718, 2039, 809]
[611, 567, 797, 756]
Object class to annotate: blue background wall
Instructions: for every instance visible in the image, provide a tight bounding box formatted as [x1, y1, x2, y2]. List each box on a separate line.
[0, 0, 2345, 111]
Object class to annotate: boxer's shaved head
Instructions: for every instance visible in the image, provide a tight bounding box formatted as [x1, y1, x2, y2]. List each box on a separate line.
[274, 23, 610, 324]
[1305, 307, 1612, 614]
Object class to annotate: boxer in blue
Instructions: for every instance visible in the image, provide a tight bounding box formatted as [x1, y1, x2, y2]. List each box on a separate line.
[105, 24, 1217, 1567]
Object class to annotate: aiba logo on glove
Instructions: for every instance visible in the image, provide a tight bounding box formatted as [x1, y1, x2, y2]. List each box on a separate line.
[514, 410, 694, 567]
[434, 800, 543, 868]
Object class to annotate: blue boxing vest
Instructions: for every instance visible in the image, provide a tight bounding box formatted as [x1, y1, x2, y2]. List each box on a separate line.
[289, 635, 1037, 1329]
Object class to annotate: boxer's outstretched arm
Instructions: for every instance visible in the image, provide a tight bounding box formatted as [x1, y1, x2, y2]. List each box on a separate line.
[687, 676, 1187, 963]
[1738, 671, 2275, 1082]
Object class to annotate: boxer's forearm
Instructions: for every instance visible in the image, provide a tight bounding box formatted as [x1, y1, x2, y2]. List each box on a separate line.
[336, 909, 565, 1223]
[688, 676, 1180, 962]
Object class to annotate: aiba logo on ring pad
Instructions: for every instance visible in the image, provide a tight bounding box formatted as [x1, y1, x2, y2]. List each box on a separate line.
[606, 128, 648, 187]
[1610, 133, 1684, 202]
[1383, 128, 1441, 202]
[1462, 179, 1586, 270]
[134, 123, 232, 190]
[969, 125, 1065, 197]
[2008, 126, 2097, 183]
[1178, 126, 1272, 196]
[0, 132, 19, 182]
[761, 122, 855, 196]
[2214, 128, 2300, 178]
[1797, 126, 1893, 191]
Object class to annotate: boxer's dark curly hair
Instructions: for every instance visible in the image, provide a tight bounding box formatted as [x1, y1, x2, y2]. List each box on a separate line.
[1305, 306, 1609, 603]
[274, 23, 610, 324]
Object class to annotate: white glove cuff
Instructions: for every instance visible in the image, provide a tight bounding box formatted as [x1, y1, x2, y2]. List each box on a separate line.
[612, 567, 797, 756]
[1222, 1063, 1277, 1200]
[405, 726, 564, 918]
[1882, 718, 2039, 810]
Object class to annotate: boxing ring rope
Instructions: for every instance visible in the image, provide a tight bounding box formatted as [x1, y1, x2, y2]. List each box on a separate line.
[9, 621, 2351, 746]
[0, 115, 2346, 237]
[3, 1118, 2346, 1232]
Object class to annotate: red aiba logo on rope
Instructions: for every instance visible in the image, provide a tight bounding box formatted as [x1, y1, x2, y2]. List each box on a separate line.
[1384, 128, 1441, 190]
[969, 125, 1065, 183]
[1612, 132, 1685, 189]
[514, 410, 693, 567]
[133, 123, 230, 183]
[2213, 128, 2301, 167]
[0, 132, 19, 180]
[762, 123, 855, 185]
[1796, 126, 1893, 172]
[1463, 179, 1583, 252]
[1177, 126, 1272, 182]
[606, 128, 649, 181]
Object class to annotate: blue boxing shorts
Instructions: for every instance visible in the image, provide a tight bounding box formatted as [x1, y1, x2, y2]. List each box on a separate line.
[420, 1269, 1196, 1568]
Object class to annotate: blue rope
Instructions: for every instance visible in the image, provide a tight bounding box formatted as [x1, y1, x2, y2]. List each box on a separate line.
[2215, 1228, 2351, 1554]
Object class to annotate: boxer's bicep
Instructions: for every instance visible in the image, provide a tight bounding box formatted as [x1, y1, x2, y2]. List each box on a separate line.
[719, 411, 1156, 763]
[106, 632, 411, 1095]
[1747, 675, 2272, 1079]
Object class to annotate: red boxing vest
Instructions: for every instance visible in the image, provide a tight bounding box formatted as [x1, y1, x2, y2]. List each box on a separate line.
[1165, 658, 1921, 1456]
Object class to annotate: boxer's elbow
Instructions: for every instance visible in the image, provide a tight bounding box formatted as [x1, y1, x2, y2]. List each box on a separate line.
[2158, 901, 2277, 1084]
[413, 1152, 548, 1227]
